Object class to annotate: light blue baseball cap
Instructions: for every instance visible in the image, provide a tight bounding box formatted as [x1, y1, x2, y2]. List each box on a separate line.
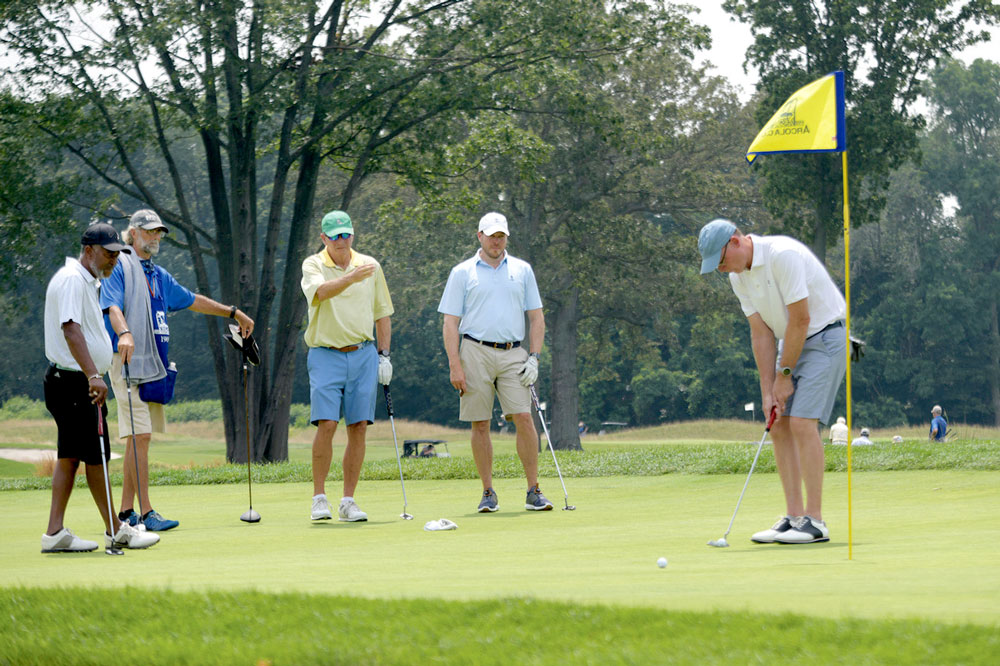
[698, 218, 737, 274]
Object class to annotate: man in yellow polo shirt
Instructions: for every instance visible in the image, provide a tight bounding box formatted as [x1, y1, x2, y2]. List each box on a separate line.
[301, 210, 394, 522]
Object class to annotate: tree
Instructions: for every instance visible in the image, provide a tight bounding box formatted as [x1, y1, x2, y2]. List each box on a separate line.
[0, 0, 672, 460]
[925, 58, 1000, 424]
[724, 0, 1000, 262]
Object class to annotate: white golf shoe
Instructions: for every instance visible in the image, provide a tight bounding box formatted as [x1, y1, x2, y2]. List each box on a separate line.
[311, 495, 333, 520]
[107, 522, 160, 549]
[338, 499, 368, 522]
[750, 516, 795, 543]
[41, 528, 98, 553]
[774, 515, 830, 544]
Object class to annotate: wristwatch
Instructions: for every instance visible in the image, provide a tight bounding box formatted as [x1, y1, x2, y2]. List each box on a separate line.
[379, 350, 391, 358]
[229, 305, 238, 319]
[779, 366, 792, 377]
[529, 352, 540, 361]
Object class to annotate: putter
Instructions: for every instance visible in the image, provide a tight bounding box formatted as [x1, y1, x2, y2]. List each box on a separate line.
[96, 408, 124, 556]
[528, 385, 576, 510]
[123, 362, 146, 529]
[239, 358, 260, 523]
[708, 406, 777, 548]
[382, 384, 413, 520]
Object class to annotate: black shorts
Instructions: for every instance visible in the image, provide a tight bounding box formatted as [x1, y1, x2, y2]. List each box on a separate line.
[43, 365, 110, 465]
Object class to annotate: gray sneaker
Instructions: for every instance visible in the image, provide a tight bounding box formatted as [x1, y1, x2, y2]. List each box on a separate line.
[477, 487, 499, 513]
[525, 485, 554, 511]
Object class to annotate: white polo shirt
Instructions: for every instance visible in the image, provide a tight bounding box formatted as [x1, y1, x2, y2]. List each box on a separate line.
[729, 235, 845, 341]
[44, 257, 113, 374]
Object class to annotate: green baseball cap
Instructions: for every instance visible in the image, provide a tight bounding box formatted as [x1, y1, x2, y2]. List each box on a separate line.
[321, 210, 353, 237]
[698, 218, 737, 274]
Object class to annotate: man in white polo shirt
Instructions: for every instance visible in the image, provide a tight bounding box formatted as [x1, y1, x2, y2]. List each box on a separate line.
[42, 223, 159, 553]
[698, 219, 846, 544]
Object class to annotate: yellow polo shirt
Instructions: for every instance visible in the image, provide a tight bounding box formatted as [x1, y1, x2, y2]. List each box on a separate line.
[300, 248, 394, 349]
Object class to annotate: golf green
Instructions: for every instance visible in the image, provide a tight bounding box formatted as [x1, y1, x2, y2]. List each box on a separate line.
[2, 471, 997, 626]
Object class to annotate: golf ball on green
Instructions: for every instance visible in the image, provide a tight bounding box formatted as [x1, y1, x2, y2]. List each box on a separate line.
[657, 557, 668, 568]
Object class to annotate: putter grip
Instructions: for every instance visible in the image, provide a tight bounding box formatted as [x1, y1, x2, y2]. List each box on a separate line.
[383, 384, 394, 417]
[766, 406, 777, 430]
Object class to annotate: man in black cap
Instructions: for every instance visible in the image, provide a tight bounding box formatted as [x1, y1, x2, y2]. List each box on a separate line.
[101, 209, 254, 531]
[42, 223, 159, 552]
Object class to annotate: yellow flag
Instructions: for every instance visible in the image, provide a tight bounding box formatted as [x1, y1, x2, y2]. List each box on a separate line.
[746, 71, 845, 163]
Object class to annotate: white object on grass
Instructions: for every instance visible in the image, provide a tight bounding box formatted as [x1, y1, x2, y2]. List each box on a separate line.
[424, 518, 458, 531]
[657, 557, 668, 568]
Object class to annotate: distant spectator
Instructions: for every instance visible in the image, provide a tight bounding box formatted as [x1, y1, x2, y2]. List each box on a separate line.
[829, 416, 848, 446]
[929, 405, 948, 442]
[578, 421, 588, 435]
[419, 444, 437, 458]
[892, 435, 904, 444]
[851, 428, 873, 446]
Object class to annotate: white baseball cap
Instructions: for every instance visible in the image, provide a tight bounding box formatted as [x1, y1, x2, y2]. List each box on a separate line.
[478, 212, 509, 236]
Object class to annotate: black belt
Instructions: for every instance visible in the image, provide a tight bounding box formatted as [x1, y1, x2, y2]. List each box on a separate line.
[807, 320, 843, 340]
[463, 334, 520, 350]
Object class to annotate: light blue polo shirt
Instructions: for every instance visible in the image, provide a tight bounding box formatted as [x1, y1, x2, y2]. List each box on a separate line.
[438, 251, 543, 343]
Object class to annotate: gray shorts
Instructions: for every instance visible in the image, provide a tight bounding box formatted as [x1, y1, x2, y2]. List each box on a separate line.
[781, 324, 846, 426]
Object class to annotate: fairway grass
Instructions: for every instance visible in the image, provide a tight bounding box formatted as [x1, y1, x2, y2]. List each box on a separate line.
[3, 472, 998, 626]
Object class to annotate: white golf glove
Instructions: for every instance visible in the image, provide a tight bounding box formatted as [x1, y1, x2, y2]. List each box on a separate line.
[377, 354, 393, 385]
[519, 354, 539, 387]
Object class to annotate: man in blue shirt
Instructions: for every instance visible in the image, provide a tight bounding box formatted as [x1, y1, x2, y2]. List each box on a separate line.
[438, 212, 552, 513]
[101, 210, 254, 531]
[930, 405, 948, 442]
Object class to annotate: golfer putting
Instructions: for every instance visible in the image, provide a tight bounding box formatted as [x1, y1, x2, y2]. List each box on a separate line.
[438, 212, 553, 513]
[698, 219, 846, 545]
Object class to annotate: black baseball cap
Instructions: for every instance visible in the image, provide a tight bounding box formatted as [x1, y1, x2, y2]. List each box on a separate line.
[81, 223, 131, 253]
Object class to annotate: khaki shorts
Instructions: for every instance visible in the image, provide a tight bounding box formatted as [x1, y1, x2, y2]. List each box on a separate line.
[109, 353, 166, 439]
[458, 338, 531, 421]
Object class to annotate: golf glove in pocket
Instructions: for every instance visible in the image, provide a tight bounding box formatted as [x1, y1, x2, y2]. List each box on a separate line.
[519, 355, 538, 387]
[377, 354, 392, 385]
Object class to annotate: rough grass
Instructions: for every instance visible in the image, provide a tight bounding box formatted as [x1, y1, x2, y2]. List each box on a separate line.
[2, 587, 997, 665]
[2, 439, 998, 491]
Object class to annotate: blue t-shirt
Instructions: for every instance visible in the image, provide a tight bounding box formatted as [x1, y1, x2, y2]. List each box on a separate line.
[930, 415, 947, 442]
[100, 259, 196, 365]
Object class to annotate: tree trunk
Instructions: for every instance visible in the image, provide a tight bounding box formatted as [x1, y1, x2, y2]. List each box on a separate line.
[548, 285, 583, 451]
[989, 300, 1000, 427]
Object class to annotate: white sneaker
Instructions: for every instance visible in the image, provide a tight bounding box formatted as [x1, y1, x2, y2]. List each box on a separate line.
[107, 522, 160, 549]
[338, 499, 368, 522]
[774, 515, 830, 544]
[751, 515, 795, 543]
[311, 496, 332, 520]
[41, 527, 98, 553]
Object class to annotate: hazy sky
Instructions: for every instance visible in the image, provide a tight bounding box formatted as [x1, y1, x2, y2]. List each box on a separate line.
[690, 2, 999, 101]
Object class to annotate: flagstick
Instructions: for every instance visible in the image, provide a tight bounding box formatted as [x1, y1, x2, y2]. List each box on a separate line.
[842, 149, 853, 561]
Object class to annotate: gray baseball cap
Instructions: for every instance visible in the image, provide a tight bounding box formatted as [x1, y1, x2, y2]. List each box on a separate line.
[129, 209, 169, 233]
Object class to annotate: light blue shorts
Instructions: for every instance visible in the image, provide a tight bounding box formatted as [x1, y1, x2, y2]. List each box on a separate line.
[307, 343, 378, 426]
[783, 323, 847, 426]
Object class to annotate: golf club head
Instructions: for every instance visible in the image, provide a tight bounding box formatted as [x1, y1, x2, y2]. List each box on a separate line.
[401, 512, 414, 520]
[105, 546, 124, 556]
[240, 509, 261, 523]
[707, 537, 729, 548]
[563, 504, 576, 511]
[224, 324, 262, 366]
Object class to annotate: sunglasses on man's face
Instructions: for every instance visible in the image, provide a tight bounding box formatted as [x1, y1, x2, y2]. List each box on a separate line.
[327, 233, 352, 241]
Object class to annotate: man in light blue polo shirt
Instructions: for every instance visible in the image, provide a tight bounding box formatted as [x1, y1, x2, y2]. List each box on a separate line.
[439, 212, 552, 513]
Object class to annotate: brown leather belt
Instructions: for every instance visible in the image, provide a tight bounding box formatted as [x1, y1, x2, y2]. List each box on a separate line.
[328, 341, 368, 352]
[463, 334, 520, 350]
